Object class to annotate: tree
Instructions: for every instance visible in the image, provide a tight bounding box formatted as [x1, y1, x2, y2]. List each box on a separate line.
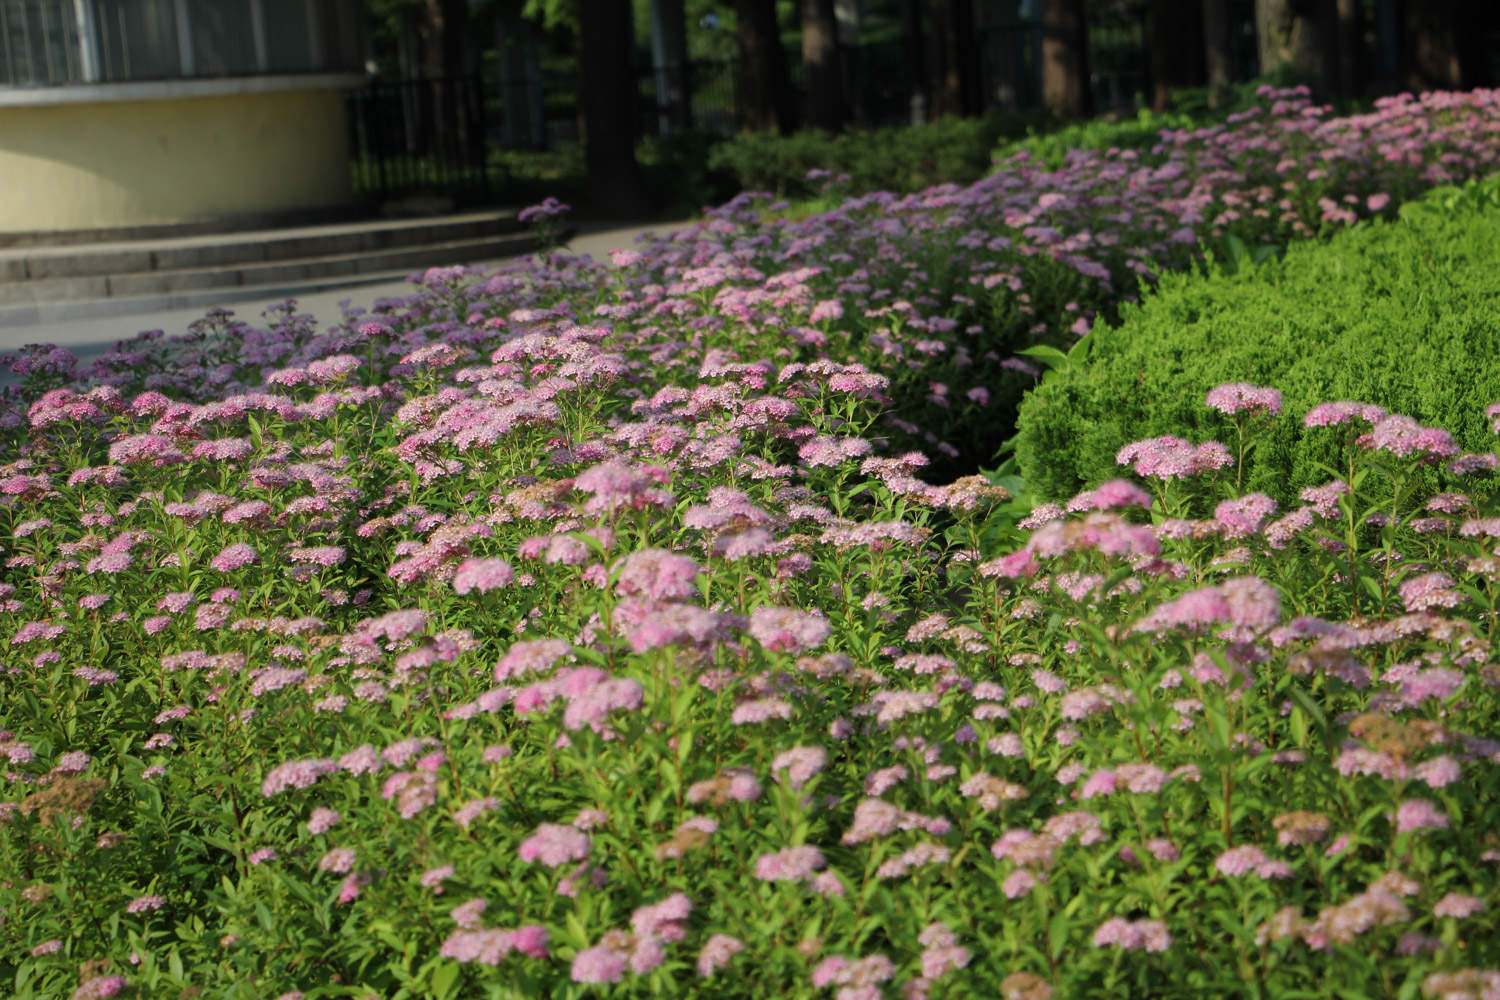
[648, 0, 693, 133]
[1147, 0, 1205, 111]
[1333, 0, 1362, 99]
[1254, 0, 1335, 96]
[578, 0, 653, 217]
[734, 0, 795, 132]
[928, 0, 982, 118]
[1401, 0, 1490, 91]
[1041, 0, 1091, 118]
[416, 0, 471, 77]
[1202, 0, 1233, 108]
[801, 0, 846, 131]
[899, 0, 928, 121]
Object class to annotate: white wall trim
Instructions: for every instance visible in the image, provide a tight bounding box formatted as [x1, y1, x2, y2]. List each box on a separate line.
[0, 72, 368, 108]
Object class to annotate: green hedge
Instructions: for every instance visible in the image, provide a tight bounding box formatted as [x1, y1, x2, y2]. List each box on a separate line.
[1012, 176, 1500, 502]
[991, 80, 1293, 169]
[706, 111, 1037, 199]
[992, 108, 1198, 170]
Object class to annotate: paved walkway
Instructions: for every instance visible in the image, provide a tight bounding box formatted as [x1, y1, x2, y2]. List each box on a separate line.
[0, 219, 689, 372]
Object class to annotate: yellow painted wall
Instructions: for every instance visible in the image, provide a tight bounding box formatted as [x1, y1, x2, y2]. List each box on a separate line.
[0, 87, 352, 232]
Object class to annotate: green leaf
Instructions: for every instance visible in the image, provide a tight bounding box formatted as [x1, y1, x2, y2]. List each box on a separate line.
[1224, 232, 1249, 269]
[1289, 704, 1309, 747]
[429, 961, 461, 1000]
[1016, 345, 1070, 372]
[1048, 907, 1071, 960]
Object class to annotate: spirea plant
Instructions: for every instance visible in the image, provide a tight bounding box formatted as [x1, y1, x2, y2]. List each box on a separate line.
[1, 88, 1499, 1000]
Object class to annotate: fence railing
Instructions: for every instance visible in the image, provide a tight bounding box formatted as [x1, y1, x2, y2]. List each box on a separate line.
[347, 75, 491, 202]
[345, 17, 1208, 203]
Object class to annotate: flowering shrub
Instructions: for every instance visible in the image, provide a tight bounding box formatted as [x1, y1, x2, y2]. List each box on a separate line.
[1014, 171, 1500, 501]
[1, 91, 1499, 999]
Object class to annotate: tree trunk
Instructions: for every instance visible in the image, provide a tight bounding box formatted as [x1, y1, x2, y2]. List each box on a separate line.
[417, 0, 470, 77]
[1400, 0, 1487, 91]
[1201, 0, 1233, 108]
[413, 0, 472, 161]
[1333, 0, 1362, 99]
[899, 0, 928, 122]
[801, 0, 846, 131]
[1255, 0, 1336, 97]
[649, 0, 692, 133]
[928, 0, 982, 118]
[579, 0, 653, 218]
[1148, 0, 1205, 112]
[1041, 0, 1091, 119]
[734, 0, 794, 133]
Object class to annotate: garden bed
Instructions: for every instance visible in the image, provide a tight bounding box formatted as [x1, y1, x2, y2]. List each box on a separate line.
[1, 87, 1499, 999]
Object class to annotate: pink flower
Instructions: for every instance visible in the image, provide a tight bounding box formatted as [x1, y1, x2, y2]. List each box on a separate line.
[613, 548, 701, 601]
[1303, 400, 1386, 428]
[748, 606, 831, 653]
[495, 638, 571, 680]
[631, 892, 692, 941]
[1362, 414, 1457, 460]
[261, 757, 336, 796]
[1092, 917, 1172, 952]
[755, 845, 825, 882]
[125, 893, 165, 914]
[1215, 845, 1269, 876]
[697, 934, 745, 977]
[71, 976, 128, 1000]
[810, 299, 845, 323]
[210, 542, 258, 573]
[1214, 493, 1277, 538]
[421, 865, 455, 890]
[518, 823, 590, 867]
[1078, 769, 1117, 799]
[1433, 893, 1484, 919]
[1394, 799, 1449, 833]
[772, 745, 828, 789]
[1206, 383, 1282, 416]
[574, 461, 673, 515]
[1117, 435, 1232, 479]
[306, 808, 340, 835]
[452, 557, 514, 594]
[512, 924, 550, 959]
[572, 940, 630, 983]
[1089, 479, 1153, 510]
[337, 871, 369, 904]
[1398, 572, 1463, 613]
[1002, 869, 1039, 898]
[449, 898, 487, 929]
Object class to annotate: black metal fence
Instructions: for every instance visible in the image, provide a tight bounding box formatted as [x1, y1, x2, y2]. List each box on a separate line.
[343, 19, 1181, 203]
[347, 75, 492, 202]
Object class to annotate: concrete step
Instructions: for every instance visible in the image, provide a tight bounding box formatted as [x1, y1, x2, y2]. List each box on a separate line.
[0, 232, 542, 307]
[0, 209, 525, 282]
[0, 269, 413, 330]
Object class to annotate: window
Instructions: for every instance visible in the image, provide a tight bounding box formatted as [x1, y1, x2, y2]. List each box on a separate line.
[0, 0, 361, 87]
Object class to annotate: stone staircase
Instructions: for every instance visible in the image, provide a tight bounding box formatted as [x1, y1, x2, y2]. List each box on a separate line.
[0, 209, 544, 327]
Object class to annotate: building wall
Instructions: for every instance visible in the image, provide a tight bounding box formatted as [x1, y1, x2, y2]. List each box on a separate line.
[0, 84, 353, 233]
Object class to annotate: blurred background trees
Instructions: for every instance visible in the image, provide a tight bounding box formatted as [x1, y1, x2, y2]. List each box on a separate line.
[348, 0, 1497, 215]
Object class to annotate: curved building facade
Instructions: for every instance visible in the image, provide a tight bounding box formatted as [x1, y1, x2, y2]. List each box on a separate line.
[0, 0, 365, 233]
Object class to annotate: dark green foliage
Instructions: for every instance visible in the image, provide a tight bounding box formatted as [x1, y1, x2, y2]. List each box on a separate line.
[1013, 178, 1500, 502]
[706, 111, 1038, 198]
[993, 108, 1199, 170]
